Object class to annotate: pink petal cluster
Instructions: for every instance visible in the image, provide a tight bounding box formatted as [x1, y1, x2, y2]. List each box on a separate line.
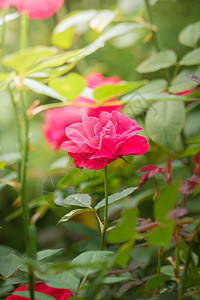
[0, 0, 64, 19]
[5, 282, 72, 300]
[43, 72, 122, 150]
[61, 111, 149, 170]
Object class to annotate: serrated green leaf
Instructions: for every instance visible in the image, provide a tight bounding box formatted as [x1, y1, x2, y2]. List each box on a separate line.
[0, 254, 21, 278]
[59, 208, 94, 223]
[38, 271, 80, 290]
[137, 50, 177, 73]
[107, 208, 138, 243]
[72, 251, 113, 276]
[178, 21, 200, 47]
[180, 48, 200, 66]
[93, 81, 146, 103]
[147, 220, 174, 247]
[23, 78, 66, 101]
[37, 249, 63, 261]
[2, 46, 57, 73]
[55, 193, 92, 208]
[49, 73, 86, 101]
[15, 291, 56, 300]
[145, 274, 170, 292]
[145, 101, 185, 150]
[169, 67, 200, 93]
[154, 181, 180, 222]
[95, 187, 137, 209]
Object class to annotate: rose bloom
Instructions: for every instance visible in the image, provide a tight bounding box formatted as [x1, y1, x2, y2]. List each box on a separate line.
[5, 282, 72, 300]
[61, 111, 149, 170]
[0, 0, 64, 19]
[43, 72, 122, 150]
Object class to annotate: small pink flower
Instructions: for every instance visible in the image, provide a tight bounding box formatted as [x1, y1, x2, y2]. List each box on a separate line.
[5, 282, 72, 300]
[0, 0, 64, 19]
[43, 73, 122, 150]
[61, 111, 149, 170]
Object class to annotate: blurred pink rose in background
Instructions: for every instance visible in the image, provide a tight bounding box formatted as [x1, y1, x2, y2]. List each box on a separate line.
[43, 73, 122, 150]
[0, 0, 64, 19]
[61, 111, 149, 170]
[5, 282, 72, 300]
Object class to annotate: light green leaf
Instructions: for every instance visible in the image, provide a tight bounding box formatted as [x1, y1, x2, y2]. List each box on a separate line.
[145, 101, 185, 149]
[154, 181, 180, 222]
[37, 249, 63, 261]
[0, 161, 5, 169]
[0, 73, 11, 82]
[178, 21, 200, 47]
[179, 48, 200, 66]
[147, 220, 174, 247]
[23, 78, 66, 101]
[58, 208, 94, 223]
[89, 10, 118, 32]
[169, 67, 200, 93]
[114, 241, 133, 269]
[138, 79, 168, 94]
[95, 187, 137, 209]
[94, 81, 146, 103]
[72, 251, 113, 276]
[0, 12, 19, 25]
[51, 10, 97, 49]
[49, 73, 86, 101]
[107, 208, 138, 243]
[2, 46, 58, 73]
[15, 292, 56, 300]
[137, 50, 177, 73]
[145, 274, 170, 292]
[55, 193, 92, 208]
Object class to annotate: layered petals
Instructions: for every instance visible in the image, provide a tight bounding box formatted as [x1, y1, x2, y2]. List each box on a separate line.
[43, 73, 122, 150]
[0, 0, 64, 19]
[61, 111, 149, 170]
[5, 283, 72, 300]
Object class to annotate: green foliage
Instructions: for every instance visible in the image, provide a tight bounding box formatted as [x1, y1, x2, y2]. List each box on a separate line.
[145, 274, 170, 292]
[178, 21, 200, 47]
[15, 292, 56, 300]
[145, 101, 185, 149]
[137, 50, 177, 73]
[179, 48, 200, 66]
[49, 73, 86, 101]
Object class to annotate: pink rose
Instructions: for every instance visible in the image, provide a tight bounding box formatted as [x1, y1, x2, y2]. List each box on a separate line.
[43, 73, 122, 150]
[0, 0, 64, 19]
[5, 282, 72, 300]
[61, 111, 149, 170]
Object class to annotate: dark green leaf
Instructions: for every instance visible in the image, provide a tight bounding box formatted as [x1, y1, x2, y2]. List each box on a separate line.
[145, 274, 170, 292]
[147, 220, 174, 247]
[55, 193, 92, 208]
[37, 249, 63, 261]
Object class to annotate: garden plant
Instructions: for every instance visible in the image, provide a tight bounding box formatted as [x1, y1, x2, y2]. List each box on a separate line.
[0, 0, 200, 299]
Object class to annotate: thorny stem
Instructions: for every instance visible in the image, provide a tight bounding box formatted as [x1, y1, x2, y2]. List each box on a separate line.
[155, 247, 163, 295]
[178, 222, 200, 300]
[100, 165, 109, 250]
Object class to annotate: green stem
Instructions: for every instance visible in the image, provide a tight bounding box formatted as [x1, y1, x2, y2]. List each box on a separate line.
[20, 13, 28, 49]
[100, 165, 109, 251]
[1, 9, 22, 167]
[144, 0, 161, 52]
[178, 223, 199, 300]
[175, 226, 180, 281]
[143, 0, 170, 82]
[155, 247, 163, 295]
